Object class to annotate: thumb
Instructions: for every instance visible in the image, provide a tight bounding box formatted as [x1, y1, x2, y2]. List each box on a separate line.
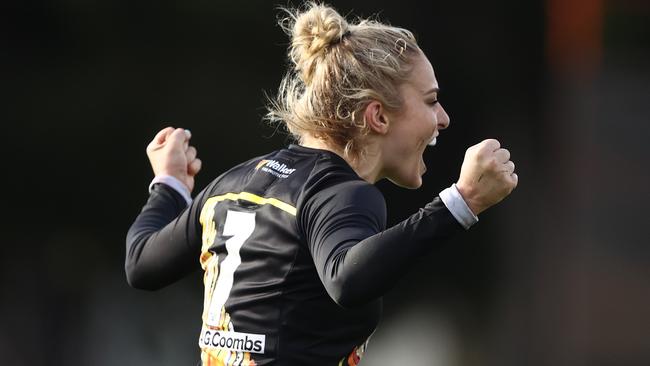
[147, 126, 175, 153]
[154, 126, 175, 144]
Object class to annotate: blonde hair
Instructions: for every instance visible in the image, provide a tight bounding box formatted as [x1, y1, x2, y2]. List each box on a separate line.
[266, 2, 421, 158]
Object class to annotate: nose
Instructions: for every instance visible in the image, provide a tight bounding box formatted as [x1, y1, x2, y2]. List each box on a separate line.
[437, 104, 450, 130]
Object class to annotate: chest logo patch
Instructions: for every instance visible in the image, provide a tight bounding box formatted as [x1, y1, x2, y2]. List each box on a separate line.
[255, 159, 296, 179]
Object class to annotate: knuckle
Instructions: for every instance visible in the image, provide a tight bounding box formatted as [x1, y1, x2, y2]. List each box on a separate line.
[510, 176, 518, 187]
[471, 146, 485, 157]
[487, 158, 498, 170]
[485, 138, 500, 148]
[171, 128, 184, 139]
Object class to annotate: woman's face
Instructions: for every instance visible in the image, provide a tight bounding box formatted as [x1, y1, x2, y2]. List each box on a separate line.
[381, 52, 450, 188]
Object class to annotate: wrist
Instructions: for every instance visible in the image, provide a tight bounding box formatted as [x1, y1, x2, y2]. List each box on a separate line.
[455, 182, 485, 215]
[155, 168, 187, 180]
[440, 184, 479, 229]
[150, 175, 192, 205]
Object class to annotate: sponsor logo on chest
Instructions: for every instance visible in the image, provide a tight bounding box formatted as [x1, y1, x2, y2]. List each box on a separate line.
[255, 159, 296, 179]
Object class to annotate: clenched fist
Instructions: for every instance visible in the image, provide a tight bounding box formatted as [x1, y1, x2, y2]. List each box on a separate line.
[146, 127, 202, 193]
[456, 139, 518, 215]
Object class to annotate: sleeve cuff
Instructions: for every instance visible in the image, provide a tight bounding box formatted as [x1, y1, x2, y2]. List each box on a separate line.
[439, 183, 478, 230]
[149, 175, 192, 206]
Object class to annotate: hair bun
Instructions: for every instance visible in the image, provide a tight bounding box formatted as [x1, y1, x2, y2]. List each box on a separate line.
[286, 3, 349, 84]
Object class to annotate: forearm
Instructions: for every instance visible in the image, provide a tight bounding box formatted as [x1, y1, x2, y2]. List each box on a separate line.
[322, 198, 464, 308]
[125, 183, 197, 290]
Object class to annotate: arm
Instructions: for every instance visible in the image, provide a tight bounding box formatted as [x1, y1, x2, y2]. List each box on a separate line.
[125, 183, 202, 289]
[302, 138, 518, 308]
[301, 181, 464, 308]
[125, 127, 203, 290]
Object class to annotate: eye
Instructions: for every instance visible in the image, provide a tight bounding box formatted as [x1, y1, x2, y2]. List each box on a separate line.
[427, 99, 439, 106]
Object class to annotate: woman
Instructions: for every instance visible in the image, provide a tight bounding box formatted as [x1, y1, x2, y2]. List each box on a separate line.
[126, 3, 517, 365]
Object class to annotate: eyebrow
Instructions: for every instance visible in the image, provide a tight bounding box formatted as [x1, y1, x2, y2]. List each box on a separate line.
[423, 87, 440, 95]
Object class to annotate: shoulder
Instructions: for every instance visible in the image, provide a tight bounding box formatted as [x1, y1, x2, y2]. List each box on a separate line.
[311, 178, 384, 209]
[191, 151, 279, 208]
[297, 158, 387, 232]
[204, 152, 278, 190]
[299, 149, 384, 205]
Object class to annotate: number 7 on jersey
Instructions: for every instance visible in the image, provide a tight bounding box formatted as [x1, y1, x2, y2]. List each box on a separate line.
[206, 210, 256, 326]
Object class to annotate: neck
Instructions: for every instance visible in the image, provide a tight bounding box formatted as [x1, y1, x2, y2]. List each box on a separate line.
[299, 135, 384, 184]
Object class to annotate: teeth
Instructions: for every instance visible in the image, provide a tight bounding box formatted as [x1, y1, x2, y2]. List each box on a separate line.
[427, 137, 437, 146]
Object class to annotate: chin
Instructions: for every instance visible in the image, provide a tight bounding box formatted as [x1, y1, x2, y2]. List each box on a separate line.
[389, 175, 423, 190]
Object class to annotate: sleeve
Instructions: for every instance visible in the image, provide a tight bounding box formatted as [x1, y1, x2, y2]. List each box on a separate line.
[439, 183, 479, 229]
[125, 183, 206, 290]
[149, 174, 193, 205]
[299, 181, 465, 308]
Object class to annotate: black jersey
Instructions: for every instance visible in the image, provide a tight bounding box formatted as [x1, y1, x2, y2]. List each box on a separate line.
[126, 144, 464, 365]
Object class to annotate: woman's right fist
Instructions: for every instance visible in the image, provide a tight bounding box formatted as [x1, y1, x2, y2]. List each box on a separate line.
[455, 139, 518, 215]
[146, 127, 202, 193]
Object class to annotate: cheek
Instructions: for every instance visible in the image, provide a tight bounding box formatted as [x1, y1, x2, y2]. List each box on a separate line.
[415, 108, 435, 133]
[392, 110, 431, 156]
[415, 116, 435, 147]
[427, 110, 438, 132]
[402, 130, 425, 156]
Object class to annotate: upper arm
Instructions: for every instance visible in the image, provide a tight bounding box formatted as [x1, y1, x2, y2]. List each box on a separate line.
[125, 183, 206, 290]
[299, 181, 386, 295]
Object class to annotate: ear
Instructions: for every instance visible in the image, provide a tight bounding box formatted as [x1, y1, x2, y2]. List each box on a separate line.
[363, 101, 390, 135]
